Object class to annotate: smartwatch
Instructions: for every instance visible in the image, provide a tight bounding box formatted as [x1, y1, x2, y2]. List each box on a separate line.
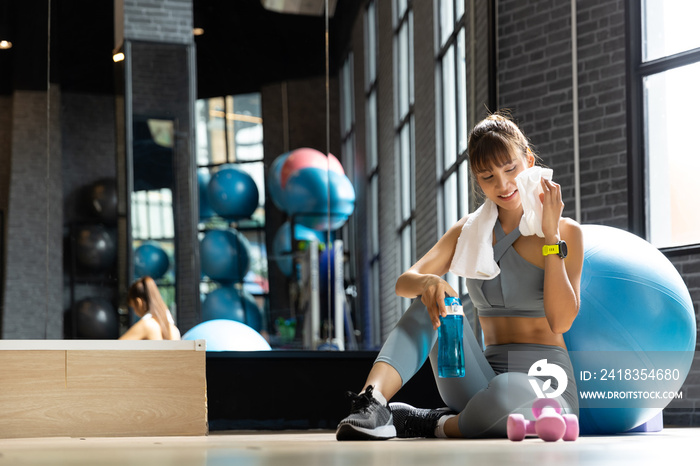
[542, 240, 568, 259]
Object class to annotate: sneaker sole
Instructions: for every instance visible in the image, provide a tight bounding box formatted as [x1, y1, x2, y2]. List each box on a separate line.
[336, 423, 397, 441]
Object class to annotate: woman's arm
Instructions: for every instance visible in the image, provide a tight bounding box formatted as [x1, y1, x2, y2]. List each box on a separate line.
[540, 179, 584, 334]
[118, 317, 162, 340]
[118, 319, 148, 340]
[395, 216, 467, 329]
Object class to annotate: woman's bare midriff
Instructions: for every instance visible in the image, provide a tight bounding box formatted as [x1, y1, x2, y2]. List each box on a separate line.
[480, 316, 566, 349]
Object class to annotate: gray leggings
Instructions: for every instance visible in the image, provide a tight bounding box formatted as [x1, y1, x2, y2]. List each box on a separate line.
[376, 299, 578, 438]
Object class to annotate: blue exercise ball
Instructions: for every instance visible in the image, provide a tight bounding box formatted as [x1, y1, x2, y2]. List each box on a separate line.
[272, 221, 325, 277]
[134, 242, 170, 279]
[267, 152, 291, 212]
[198, 169, 216, 220]
[283, 167, 356, 231]
[563, 225, 696, 435]
[207, 165, 259, 220]
[75, 224, 116, 271]
[200, 229, 251, 284]
[201, 286, 263, 332]
[182, 319, 271, 351]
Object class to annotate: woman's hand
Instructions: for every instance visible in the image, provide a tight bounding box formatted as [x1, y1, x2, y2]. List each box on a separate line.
[419, 275, 458, 330]
[539, 178, 565, 242]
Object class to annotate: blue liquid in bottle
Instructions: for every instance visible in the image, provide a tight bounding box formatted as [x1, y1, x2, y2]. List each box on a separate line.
[438, 297, 465, 378]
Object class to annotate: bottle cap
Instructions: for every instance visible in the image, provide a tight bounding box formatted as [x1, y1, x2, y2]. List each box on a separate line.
[444, 296, 462, 307]
[443, 296, 464, 315]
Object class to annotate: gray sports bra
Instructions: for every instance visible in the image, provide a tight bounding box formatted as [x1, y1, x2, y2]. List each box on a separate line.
[465, 219, 546, 318]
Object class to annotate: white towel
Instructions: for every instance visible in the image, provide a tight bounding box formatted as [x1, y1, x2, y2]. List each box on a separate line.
[449, 199, 500, 279]
[516, 166, 553, 238]
[449, 166, 553, 279]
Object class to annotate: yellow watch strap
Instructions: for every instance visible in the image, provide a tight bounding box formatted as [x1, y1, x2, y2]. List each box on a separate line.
[542, 244, 560, 256]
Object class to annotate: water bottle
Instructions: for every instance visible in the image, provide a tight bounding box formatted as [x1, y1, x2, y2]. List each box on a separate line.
[438, 296, 465, 378]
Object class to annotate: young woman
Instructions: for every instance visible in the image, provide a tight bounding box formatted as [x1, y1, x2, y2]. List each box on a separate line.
[119, 276, 181, 340]
[336, 113, 583, 440]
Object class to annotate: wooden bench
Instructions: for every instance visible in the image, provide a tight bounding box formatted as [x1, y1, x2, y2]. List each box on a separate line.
[0, 340, 207, 438]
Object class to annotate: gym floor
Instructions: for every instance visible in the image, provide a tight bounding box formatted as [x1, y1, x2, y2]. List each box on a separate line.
[0, 429, 697, 465]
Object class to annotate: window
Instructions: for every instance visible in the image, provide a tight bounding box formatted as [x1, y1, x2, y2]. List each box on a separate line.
[436, 0, 469, 294]
[195, 93, 269, 325]
[629, 0, 700, 249]
[394, 0, 415, 312]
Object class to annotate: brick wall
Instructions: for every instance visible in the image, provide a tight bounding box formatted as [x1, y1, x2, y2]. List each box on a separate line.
[667, 255, 700, 425]
[375, 0, 400, 337]
[497, 0, 578, 217]
[0, 96, 11, 336]
[118, 0, 194, 45]
[0, 95, 11, 225]
[576, 0, 628, 228]
[2, 89, 63, 339]
[412, 0, 438, 261]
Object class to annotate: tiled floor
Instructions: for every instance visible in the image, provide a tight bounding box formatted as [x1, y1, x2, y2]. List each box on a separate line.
[0, 429, 697, 466]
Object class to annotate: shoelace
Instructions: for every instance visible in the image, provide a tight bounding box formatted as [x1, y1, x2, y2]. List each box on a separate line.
[346, 387, 375, 414]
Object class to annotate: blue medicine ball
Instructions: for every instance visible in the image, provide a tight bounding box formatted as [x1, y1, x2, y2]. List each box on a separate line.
[207, 165, 259, 220]
[182, 319, 271, 352]
[563, 225, 696, 435]
[283, 168, 355, 231]
[201, 286, 263, 332]
[200, 229, 251, 284]
[134, 242, 170, 279]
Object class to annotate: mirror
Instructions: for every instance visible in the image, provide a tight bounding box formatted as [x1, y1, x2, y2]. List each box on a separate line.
[0, 0, 364, 349]
[191, 0, 360, 351]
[116, 39, 198, 334]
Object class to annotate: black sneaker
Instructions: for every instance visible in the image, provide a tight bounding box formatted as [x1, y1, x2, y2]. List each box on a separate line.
[389, 402, 456, 438]
[336, 386, 396, 441]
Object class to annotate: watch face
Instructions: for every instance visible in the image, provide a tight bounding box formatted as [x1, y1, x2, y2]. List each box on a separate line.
[559, 241, 568, 258]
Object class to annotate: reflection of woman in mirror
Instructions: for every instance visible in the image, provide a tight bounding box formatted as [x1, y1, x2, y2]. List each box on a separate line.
[119, 276, 181, 340]
[336, 112, 583, 440]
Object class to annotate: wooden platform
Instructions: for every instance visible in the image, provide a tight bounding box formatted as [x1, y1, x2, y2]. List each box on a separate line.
[0, 429, 697, 465]
[0, 340, 208, 439]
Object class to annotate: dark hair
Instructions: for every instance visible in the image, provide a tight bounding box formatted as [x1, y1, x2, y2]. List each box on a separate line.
[468, 112, 536, 175]
[128, 276, 175, 340]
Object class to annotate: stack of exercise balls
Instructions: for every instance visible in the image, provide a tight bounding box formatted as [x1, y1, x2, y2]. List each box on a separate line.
[71, 178, 120, 339]
[268, 148, 355, 277]
[75, 178, 118, 273]
[189, 164, 267, 351]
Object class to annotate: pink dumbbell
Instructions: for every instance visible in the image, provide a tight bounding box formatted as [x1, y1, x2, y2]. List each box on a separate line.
[507, 398, 579, 442]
